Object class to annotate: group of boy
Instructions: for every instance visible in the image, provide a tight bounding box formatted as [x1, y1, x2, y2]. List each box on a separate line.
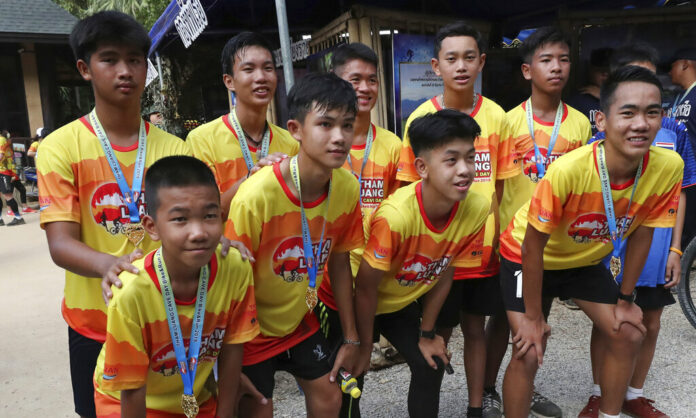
[36, 10, 689, 418]
[0, 129, 36, 226]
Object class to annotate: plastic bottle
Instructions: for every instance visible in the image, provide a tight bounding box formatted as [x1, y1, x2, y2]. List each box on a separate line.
[337, 367, 361, 399]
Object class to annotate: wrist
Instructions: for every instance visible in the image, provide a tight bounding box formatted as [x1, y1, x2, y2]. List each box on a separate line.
[669, 246, 683, 257]
[342, 338, 361, 346]
[617, 289, 636, 304]
[419, 328, 436, 339]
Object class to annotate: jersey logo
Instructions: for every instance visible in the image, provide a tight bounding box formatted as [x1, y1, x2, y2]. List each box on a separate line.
[654, 142, 674, 150]
[396, 254, 451, 287]
[567, 213, 633, 244]
[537, 215, 551, 223]
[522, 148, 562, 182]
[373, 250, 387, 259]
[474, 150, 492, 182]
[90, 182, 146, 236]
[313, 344, 327, 361]
[272, 237, 332, 283]
[359, 178, 386, 206]
[151, 327, 226, 376]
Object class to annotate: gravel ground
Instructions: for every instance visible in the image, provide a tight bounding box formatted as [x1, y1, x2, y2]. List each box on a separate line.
[272, 302, 696, 417]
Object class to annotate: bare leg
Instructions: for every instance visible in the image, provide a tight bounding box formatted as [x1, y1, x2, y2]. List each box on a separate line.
[629, 308, 663, 389]
[297, 372, 342, 418]
[461, 313, 486, 408]
[589, 325, 605, 386]
[483, 314, 509, 388]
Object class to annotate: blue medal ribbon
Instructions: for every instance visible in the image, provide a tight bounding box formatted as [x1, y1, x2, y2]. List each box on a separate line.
[596, 142, 643, 271]
[228, 108, 271, 172]
[525, 98, 564, 180]
[154, 248, 209, 398]
[90, 109, 146, 223]
[289, 156, 331, 295]
[345, 124, 375, 205]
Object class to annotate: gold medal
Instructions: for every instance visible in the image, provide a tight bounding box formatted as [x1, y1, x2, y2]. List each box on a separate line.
[609, 256, 621, 281]
[122, 223, 145, 247]
[306, 286, 318, 310]
[181, 393, 199, 418]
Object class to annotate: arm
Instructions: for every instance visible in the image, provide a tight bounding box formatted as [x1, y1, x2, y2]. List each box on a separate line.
[665, 190, 687, 288]
[418, 267, 454, 370]
[495, 179, 505, 207]
[120, 386, 146, 418]
[221, 152, 288, 217]
[327, 251, 360, 381]
[353, 259, 383, 376]
[45, 221, 142, 304]
[514, 225, 552, 365]
[216, 344, 244, 418]
[616, 225, 654, 335]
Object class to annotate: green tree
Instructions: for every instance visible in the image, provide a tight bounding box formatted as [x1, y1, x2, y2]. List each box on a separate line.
[54, 0, 170, 29]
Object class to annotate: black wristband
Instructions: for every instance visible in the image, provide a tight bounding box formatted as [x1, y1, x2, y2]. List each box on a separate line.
[419, 328, 436, 339]
[618, 290, 636, 303]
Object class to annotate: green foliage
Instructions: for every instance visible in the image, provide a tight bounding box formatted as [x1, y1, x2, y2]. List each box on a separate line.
[53, 0, 170, 29]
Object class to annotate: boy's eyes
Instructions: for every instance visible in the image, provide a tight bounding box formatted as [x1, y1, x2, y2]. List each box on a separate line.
[171, 216, 186, 222]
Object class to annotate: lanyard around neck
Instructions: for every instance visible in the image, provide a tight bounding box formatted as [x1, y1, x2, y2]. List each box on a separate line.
[346, 124, 375, 204]
[525, 98, 563, 180]
[228, 108, 270, 172]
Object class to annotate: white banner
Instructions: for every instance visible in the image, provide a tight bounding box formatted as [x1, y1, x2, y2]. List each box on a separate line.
[145, 59, 158, 87]
[175, 0, 208, 48]
[274, 39, 310, 67]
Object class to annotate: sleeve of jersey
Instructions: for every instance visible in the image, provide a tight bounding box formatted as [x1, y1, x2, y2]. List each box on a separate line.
[223, 259, 260, 344]
[643, 165, 683, 228]
[396, 120, 420, 183]
[362, 213, 399, 272]
[225, 199, 261, 253]
[526, 167, 566, 234]
[334, 199, 365, 253]
[581, 119, 592, 145]
[187, 131, 222, 190]
[674, 123, 696, 188]
[99, 299, 149, 391]
[36, 141, 80, 225]
[496, 118, 519, 180]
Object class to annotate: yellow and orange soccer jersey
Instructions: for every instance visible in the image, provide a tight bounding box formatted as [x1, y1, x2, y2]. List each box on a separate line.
[28, 140, 39, 155]
[499, 101, 591, 231]
[317, 124, 402, 310]
[500, 142, 683, 270]
[0, 134, 12, 176]
[395, 94, 513, 279]
[225, 162, 363, 365]
[363, 182, 488, 315]
[37, 117, 191, 342]
[93, 247, 259, 417]
[187, 114, 299, 193]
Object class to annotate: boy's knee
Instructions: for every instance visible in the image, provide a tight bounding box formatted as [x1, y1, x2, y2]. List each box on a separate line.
[314, 387, 342, 416]
[609, 324, 644, 348]
[644, 315, 661, 338]
[509, 347, 540, 376]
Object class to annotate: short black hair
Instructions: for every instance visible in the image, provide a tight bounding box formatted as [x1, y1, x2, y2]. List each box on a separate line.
[1, 129, 9, 138]
[287, 73, 357, 123]
[221, 32, 275, 75]
[69, 11, 150, 63]
[519, 27, 571, 64]
[331, 43, 378, 74]
[434, 21, 485, 57]
[408, 109, 481, 157]
[600, 65, 663, 113]
[145, 156, 219, 219]
[609, 43, 659, 73]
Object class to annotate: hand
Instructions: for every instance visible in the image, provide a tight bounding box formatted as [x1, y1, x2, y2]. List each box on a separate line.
[237, 373, 268, 406]
[664, 251, 681, 289]
[352, 346, 372, 378]
[329, 343, 360, 382]
[614, 300, 647, 336]
[249, 152, 288, 176]
[226, 239, 255, 262]
[512, 315, 551, 366]
[101, 249, 143, 305]
[417, 335, 450, 370]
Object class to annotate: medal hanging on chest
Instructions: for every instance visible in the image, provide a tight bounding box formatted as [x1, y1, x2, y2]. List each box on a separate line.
[289, 156, 331, 310]
[228, 109, 271, 173]
[596, 142, 642, 281]
[154, 249, 210, 417]
[525, 99, 563, 183]
[90, 110, 147, 247]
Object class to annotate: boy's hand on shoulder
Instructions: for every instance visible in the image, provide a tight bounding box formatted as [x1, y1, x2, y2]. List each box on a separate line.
[329, 342, 360, 382]
[221, 238, 255, 262]
[249, 152, 288, 176]
[101, 249, 144, 305]
[613, 300, 647, 336]
[512, 315, 551, 366]
[418, 335, 450, 371]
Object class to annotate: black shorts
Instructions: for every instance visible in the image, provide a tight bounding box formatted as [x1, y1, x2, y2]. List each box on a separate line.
[437, 275, 504, 328]
[500, 257, 620, 313]
[68, 327, 102, 418]
[636, 285, 675, 310]
[242, 329, 332, 399]
[0, 174, 13, 194]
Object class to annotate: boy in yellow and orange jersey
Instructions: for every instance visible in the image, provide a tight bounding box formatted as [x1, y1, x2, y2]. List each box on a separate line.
[355, 110, 489, 418]
[498, 66, 682, 418]
[226, 73, 364, 417]
[187, 32, 299, 217]
[396, 21, 513, 417]
[93, 156, 258, 417]
[36, 12, 191, 418]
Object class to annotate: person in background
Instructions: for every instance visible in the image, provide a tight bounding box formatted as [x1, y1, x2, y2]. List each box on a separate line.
[567, 47, 613, 135]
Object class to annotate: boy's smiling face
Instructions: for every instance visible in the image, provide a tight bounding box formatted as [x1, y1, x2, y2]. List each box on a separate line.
[77, 43, 147, 106]
[522, 41, 570, 95]
[432, 36, 485, 93]
[288, 104, 356, 170]
[224, 45, 277, 109]
[143, 185, 222, 272]
[415, 138, 476, 203]
[338, 58, 379, 115]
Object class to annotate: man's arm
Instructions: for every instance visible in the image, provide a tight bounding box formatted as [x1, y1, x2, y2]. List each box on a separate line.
[45, 221, 142, 303]
[120, 386, 146, 418]
[418, 267, 454, 370]
[665, 190, 687, 288]
[327, 251, 360, 381]
[217, 344, 244, 418]
[221, 152, 288, 217]
[353, 259, 383, 376]
[514, 225, 551, 365]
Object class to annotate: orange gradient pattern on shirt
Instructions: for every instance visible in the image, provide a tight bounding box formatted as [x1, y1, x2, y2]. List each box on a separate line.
[94, 248, 258, 415]
[37, 117, 192, 341]
[94, 390, 218, 418]
[0, 135, 12, 175]
[362, 182, 488, 314]
[226, 163, 363, 364]
[187, 114, 299, 193]
[500, 143, 683, 270]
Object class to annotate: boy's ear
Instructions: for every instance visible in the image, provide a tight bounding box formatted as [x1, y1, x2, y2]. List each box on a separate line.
[521, 62, 532, 81]
[431, 57, 441, 77]
[286, 119, 303, 142]
[76, 59, 91, 81]
[595, 110, 606, 133]
[414, 156, 428, 180]
[223, 73, 235, 92]
[142, 215, 160, 242]
[478, 53, 487, 72]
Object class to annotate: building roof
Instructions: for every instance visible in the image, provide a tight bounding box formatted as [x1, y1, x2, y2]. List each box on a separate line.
[0, 0, 77, 41]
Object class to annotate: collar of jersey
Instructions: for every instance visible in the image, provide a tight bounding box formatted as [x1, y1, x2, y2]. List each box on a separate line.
[591, 141, 649, 190]
[520, 100, 569, 126]
[222, 114, 274, 152]
[431, 94, 483, 118]
[80, 115, 150, 152]
[273, 162, 328, 208]
[416, 182, 459, 233]
[144, 249, 218, 305]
